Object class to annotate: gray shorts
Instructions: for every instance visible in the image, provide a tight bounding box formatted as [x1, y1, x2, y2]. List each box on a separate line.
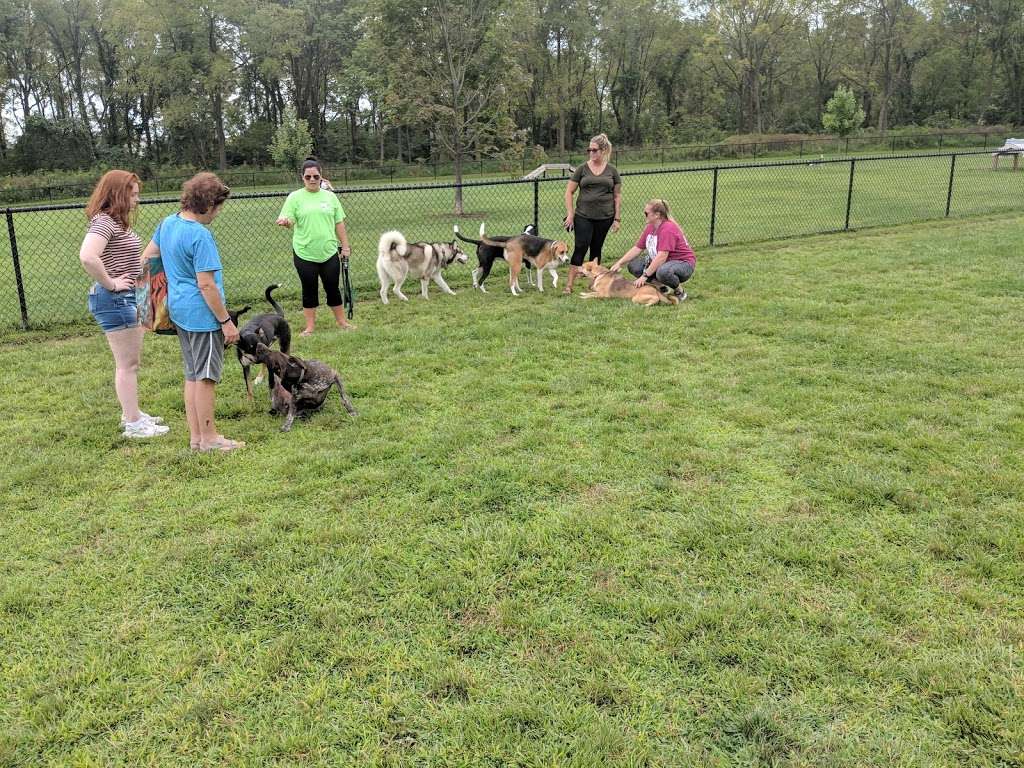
[177, 328, 225, 382]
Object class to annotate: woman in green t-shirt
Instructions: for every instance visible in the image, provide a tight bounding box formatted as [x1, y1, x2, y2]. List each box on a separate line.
[562, 133, 622, 294]
[276, 158, 355, 335]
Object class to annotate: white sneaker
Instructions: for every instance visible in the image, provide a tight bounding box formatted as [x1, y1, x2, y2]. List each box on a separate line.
[123, 419, 170, 438]
[120, 411, 164, 427]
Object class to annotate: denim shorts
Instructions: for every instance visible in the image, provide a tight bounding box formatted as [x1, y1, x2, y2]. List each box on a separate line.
[88, 283, 139, 333]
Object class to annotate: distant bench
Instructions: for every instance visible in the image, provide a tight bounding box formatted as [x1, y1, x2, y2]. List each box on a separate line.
[991, 139, 1024, 170]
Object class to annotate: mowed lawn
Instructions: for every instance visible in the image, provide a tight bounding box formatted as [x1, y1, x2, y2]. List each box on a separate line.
[1, 214, 1022, 767]
[3, 150, 1024, 328]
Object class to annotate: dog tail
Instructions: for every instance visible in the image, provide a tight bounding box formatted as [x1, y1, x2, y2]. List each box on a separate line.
[378, 230, 407, 259]
[478, 234, 511, 249]
[453, 224, 483, 247]
[264, 283, 285, 317]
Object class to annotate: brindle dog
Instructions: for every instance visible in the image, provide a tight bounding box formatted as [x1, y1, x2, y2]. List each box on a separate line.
[254, 343, 357, 431]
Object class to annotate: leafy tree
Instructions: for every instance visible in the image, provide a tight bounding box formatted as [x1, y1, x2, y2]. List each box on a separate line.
[269, 105, 313, 168]
[10, 115, 94, 171]
[822, 84, 865, 136]
[227, 119, 275, 165]
[371, 0, 527, 214]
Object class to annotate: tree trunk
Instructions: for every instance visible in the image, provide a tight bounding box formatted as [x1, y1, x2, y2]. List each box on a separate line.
[213, 91, 227, 169]
[453, 150, 464, 215]
[209, 16, 227, 170]
[348, 106, 359, 161]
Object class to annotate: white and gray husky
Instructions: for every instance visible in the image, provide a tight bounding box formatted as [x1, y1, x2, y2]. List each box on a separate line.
[376, 230, 469, 303]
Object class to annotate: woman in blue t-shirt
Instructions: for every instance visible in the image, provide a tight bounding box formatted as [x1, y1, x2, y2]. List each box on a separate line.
[143, 173, 243, 452]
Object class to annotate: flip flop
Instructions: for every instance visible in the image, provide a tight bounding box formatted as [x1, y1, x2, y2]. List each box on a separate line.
[197, 437, 245, 453]
[300, 329, 314, 337]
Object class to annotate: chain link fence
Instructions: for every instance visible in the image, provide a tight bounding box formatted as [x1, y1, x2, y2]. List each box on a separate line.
[3, 127, 1022, 206]
[3, 149, 1022, 331]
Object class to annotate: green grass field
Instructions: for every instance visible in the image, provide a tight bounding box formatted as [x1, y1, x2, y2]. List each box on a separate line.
[2, 150, 1023, 330]
[1, 213, 1021, 766]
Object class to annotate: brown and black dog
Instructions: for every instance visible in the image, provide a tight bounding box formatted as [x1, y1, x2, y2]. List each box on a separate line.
[578, 260, 678, 306]
[477, 227, 569, 295]
[254, 343, 357, 431]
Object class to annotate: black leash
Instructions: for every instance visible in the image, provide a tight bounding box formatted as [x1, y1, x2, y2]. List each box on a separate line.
[340, 249, 355, 319]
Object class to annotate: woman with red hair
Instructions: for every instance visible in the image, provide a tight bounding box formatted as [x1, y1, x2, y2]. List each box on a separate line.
[79, 170, 168, 439]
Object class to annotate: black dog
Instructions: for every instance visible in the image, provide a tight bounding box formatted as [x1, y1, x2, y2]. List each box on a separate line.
[234, 284, 291, 402]
[254, 343, 357, 431]
[454, 222, 536, 292]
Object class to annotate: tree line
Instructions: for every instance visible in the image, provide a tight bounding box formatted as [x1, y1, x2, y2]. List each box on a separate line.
[1, 0, 1022, 175]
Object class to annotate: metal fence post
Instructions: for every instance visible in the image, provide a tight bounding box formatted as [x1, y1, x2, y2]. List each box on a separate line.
[533, 180, 540, 234]
[945, 154, 956, 217]
[710, 167, 719, 246]
[5, 209, 30, 329]
[845, 160, 856, 231]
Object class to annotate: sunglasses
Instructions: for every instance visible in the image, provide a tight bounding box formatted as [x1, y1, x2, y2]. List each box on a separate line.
[303, 174, 321, 180]
[586, 148, 600, 153]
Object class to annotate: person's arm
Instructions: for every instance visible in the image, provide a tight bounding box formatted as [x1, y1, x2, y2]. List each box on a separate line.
[336, 219, 351, 258]
[80, 232, 134, 291]
[276, 196, 294, 228]
[611, 183, 622, 233]
[611, 245, 643, 272]
[634, 251, 669, 288]
[197, 270, 239, 344]
[564, 180, 578, 230]
[141, 238, 160, 264]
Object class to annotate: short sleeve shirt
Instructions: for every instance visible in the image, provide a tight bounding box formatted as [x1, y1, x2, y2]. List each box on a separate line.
[570, 163, 621, 220]
[279, 188, 345, 263]
[87, 213, 142, 279]
[153, 213, 225, 332]
[635, 220, 696, 266]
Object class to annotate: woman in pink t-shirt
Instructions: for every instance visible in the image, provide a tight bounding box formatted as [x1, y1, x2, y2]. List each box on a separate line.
[609, 198, 695, 300]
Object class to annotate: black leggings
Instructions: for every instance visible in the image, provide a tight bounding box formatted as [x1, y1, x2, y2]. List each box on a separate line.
[570, 215, 614, 266]
[293, 252, 343, 309]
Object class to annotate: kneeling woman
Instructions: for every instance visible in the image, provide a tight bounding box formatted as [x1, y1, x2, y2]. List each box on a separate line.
[276, 158, 355, 336]
[609, 198, 695, 300]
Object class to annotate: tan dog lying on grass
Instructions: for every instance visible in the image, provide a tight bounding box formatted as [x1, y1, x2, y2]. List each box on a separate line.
[578, 260, 679, 306]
